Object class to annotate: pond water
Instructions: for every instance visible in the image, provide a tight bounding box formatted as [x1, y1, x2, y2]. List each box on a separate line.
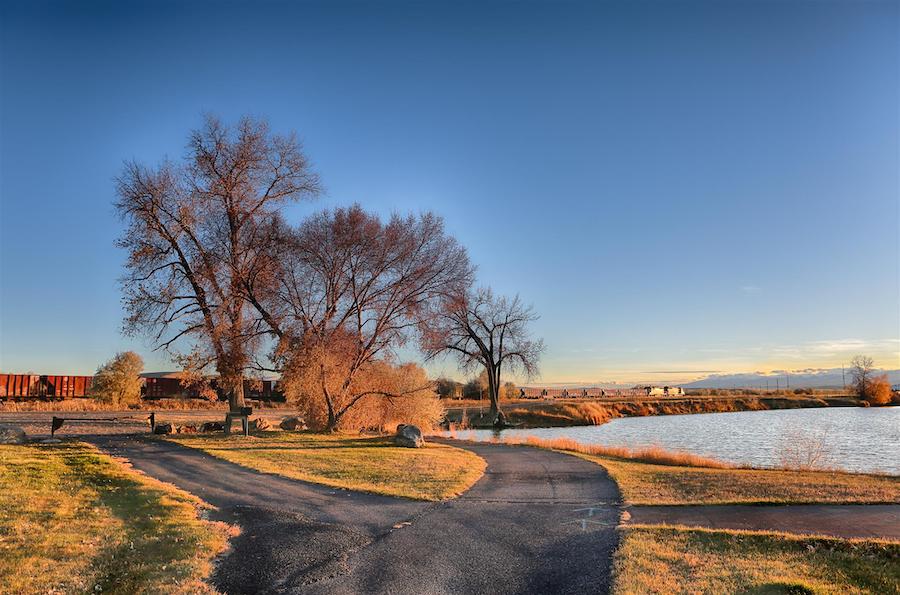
[445, 407, 900, 475]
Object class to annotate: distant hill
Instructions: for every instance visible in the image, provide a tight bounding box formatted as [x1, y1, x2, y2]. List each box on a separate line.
[681, 368, 900, 389]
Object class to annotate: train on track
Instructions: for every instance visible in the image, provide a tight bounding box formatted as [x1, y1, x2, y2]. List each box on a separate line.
[520, 386, 685, 398]
[0, 372, 282, 401]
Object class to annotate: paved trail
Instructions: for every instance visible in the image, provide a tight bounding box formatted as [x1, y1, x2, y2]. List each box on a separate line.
[91, 435, 621, 595]
[627, 504, 900, 540]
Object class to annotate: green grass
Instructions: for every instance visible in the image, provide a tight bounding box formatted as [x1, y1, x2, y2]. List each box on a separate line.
[166, 432, 487, 501]
[0, 441, 232, 595]
[614, 525, 900, 595]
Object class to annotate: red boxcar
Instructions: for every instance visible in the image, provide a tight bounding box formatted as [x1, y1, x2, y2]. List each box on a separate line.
[0, 374, 93, 399]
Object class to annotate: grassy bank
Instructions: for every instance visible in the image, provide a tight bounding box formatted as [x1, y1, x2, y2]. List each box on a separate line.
[614, 526, 900, 594]
[446, 395, 872, 428]
[505, 436, 900, 504]
[0, 442, 232, 594]
[593, 455, 899, 505]
[166, 432, 486, 501]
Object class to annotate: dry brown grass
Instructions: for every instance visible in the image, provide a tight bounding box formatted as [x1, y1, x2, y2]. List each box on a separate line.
[499, 436, 900, 504]
[0, 441, 234, 594]
[614, 525, 900, 594]
[167, 432, 487, 501]
[594, 456, 900, 505]
[509, 435, 731, 468]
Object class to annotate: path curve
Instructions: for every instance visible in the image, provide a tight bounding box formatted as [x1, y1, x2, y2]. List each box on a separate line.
[90, 435, 621, 594]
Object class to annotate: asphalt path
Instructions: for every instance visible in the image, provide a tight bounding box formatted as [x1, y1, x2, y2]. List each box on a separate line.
[90, 435, 621, 594]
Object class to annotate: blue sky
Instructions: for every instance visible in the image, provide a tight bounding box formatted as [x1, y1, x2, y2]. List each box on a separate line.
[1, 0, 898, 384]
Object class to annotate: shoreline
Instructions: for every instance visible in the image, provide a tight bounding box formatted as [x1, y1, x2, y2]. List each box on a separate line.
[445, 395, 892, 429]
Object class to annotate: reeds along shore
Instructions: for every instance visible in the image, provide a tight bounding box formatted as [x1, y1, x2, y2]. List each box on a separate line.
[489, 435, 732, 469]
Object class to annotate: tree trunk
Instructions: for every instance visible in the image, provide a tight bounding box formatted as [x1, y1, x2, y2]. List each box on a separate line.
[225, 374, 245, 411]
[322, 365, 338, 432]
[487, 365, 506, 428]
[325, 406, 338, 432]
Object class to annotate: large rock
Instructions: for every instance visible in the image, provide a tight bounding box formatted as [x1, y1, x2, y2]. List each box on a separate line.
[394, 424, 424, 448]
[0, 425, 27, 445]
[279, 416, 307, 431]
[153, 422, 173, 435]
[200, 421, 225, 433]
[250, 417, 271, 431]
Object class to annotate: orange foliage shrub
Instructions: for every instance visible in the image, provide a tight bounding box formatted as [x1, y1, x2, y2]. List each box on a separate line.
[281, 348, 444, 432]
[864, 374, 892, 406]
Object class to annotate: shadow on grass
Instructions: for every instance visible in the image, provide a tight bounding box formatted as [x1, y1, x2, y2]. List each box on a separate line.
[55, 444, 214, 593]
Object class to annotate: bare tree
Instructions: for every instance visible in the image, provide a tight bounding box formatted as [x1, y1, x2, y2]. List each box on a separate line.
[252, 205, 472, 431]
[423, 287, 544, 427]
[848, 355, 875, 398]
[115, 115, 320, 411]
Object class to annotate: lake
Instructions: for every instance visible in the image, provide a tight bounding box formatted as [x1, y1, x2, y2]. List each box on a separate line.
[445, 407, 900, 475]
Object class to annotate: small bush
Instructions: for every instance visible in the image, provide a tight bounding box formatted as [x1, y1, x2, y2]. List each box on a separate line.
[91, 352, 144, 406]
[864, 374, 892, 406]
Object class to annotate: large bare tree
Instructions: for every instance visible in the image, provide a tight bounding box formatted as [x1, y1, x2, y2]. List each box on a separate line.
[423, 287, 543, 426]
[115, 115, 320, 410]
[251, 205, 472, 431]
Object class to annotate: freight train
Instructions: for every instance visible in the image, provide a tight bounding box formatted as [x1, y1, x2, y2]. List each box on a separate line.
[0, 372, 283, 401]
[519, 386, 685, 399]
[0, 374, 94, 398]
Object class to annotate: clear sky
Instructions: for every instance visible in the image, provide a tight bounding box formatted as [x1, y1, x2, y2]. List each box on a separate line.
[1, 0, 898, 384]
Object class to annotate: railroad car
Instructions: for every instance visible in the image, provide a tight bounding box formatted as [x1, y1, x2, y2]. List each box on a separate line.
[0, 372, 283, 401]
[0, 374, 94, 399]
[520, 387, 545, 398]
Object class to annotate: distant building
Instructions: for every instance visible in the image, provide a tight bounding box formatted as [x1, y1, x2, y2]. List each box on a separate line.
[642, 386, 684, 397]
